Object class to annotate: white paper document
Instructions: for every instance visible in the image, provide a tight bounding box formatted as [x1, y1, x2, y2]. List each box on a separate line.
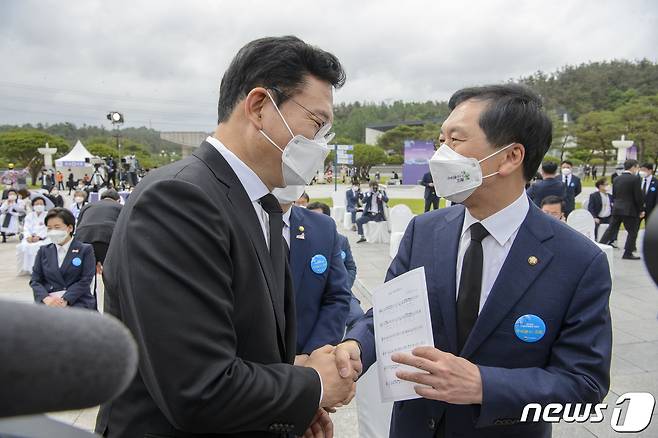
[49, 290, 65, 298]
[373, 266, 435, 402]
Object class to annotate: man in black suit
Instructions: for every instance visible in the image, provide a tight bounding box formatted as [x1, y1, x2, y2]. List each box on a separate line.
[640, 163, 657, 219]
[588, 178, 614, 241]
[356, 181, 388, 243]
[526, 161, 566, 207]
[561, 160, 582, 216]
[95, 37, 356, 438]
[420, 171, 440, 212]
[74, 189, 123, 266]
[600, 159, 645, 259]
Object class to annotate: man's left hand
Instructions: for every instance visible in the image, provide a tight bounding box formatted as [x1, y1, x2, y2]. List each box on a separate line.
[391, 346, 483, 404]
[302, 408, 333, 438]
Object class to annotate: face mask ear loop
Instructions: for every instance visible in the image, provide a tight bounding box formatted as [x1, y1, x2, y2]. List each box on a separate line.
[259, 129, 285, 154]
[479, 143, 515, 179]
[265, 90, 295, 139]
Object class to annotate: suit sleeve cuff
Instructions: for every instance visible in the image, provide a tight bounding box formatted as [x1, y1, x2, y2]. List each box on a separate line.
[313, 368, 324, 407]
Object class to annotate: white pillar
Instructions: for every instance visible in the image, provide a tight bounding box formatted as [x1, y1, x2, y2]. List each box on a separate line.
[611, 135, 633, 165]
[37, 142, 58, 169]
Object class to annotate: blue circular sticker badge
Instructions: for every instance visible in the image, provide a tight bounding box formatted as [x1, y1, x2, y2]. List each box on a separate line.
[310, 254, 328, 274]
[652, 186, 656, 192]
[71, 257, 82, 267]
[514, 314, 546, 343]
[340, 250, 347, 261]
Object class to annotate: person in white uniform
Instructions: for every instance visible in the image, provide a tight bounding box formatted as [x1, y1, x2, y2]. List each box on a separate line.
[16, 196, 51, 275]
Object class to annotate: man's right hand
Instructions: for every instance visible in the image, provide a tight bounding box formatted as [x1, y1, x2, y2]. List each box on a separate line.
[305, 345, 356, 408]
[334, 341, 363, 379]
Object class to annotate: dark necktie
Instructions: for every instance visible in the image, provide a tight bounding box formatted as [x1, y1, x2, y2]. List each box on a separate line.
[259, 194, 285, 296]
[642, 178, 647, 194]
[456, 222, 490, 353]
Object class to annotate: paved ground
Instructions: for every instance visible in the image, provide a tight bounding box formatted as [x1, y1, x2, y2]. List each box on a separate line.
[1, 186, 656, 437]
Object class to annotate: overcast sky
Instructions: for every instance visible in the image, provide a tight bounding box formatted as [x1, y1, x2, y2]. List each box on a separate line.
[1, 0, 656, 132]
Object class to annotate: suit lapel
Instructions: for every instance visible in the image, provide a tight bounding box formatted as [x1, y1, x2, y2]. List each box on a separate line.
[193, 142, 287, 356]
[48, 244, 66, 285]
[289, 207, 307, 294]
[461, 205, 554, 358]
[59, 240, 80, 278]
[430, 206, 464, 354]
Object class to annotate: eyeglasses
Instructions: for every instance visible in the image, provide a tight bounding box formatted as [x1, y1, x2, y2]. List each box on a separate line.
[269, 87, 333, 141]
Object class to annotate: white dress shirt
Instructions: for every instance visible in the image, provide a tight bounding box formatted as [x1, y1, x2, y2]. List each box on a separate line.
[57, 238, 73, 268]
[205, 136, 323, 404]
[369, 191, 379, 214]
[456, 191, 529, 313]
[643, 175, 653, 194]
[599, 192, 611, 218]
[282, 208, 292, 248]
[205, 136, 271, 247]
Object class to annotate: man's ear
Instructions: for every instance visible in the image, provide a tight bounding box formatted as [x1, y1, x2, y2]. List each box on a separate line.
[499, 143, 525, 177]
[243, 87, 269, 129]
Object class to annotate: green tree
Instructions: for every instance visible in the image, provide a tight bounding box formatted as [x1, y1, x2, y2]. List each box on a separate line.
[353, 144, 387, 180]
[573, 111, 622, 176]
[614, 94, 658, 163]
[0, 130, 70, 182]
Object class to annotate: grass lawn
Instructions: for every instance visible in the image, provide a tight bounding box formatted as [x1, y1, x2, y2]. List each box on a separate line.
[311, 197, 447, 215]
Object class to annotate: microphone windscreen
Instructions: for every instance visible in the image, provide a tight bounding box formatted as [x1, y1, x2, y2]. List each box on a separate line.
[0, 301, 138, 418]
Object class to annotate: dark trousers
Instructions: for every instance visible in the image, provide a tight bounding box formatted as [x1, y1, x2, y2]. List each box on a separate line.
[600, 215, 640, 253]
[594, 216, 611, 241]
[424, 196, 439, 212]
[356, 212, 385, 235]
[347, 207, 357, 224]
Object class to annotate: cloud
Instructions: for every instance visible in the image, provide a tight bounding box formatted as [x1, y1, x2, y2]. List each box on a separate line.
[0, 0, 656, 130]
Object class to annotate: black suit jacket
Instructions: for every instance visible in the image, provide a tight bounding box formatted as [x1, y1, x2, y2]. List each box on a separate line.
[611, 172, 644, 217]
[587, 191, 614, 218]
[561, 174, 582, 213]
[420, 172, 438, 200]
[642, 175, 657, 216]
[74, 199, 122, 245]
[526, 177, 566, 207]
[96, 142, 320, 438]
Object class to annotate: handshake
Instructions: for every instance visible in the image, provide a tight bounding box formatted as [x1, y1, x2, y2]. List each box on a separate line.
[296, 340, 363, 408]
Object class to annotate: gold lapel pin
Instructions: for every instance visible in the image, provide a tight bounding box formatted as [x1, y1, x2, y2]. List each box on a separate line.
[528, 256, 538, 266]
[298, 226, 305, 232]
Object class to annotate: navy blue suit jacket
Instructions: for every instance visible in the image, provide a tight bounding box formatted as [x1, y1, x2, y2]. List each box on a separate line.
[347, 201, 612, 438]
[643, 175, 657, 216]
[526, 177, 566, 207]
[587, 191, 614, 218]
[289, 206, 351, 354]
[562, 175, 582, 213]
[362, 190, 389, 215]
[346, 188, 361, 212]
[30, 239, 97, 309]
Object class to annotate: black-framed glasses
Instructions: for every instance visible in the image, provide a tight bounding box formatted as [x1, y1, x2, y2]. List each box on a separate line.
[269, 87, 333, 140]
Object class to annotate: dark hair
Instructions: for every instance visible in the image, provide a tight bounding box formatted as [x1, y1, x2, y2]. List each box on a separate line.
[307, 201, 331, 216]
[369, 180, 379, 188]
[624, 159, 639, 170]
[561, 160, 573, 167]
[641, 163, 654, 171]
[299, 192, 310, 202]
[44, 207, 76, 233]
[6, 189, 17, 196]
[448, 83, 552, 181]
[32, 196, 46, 206]
[101, 189, 120, 201]
[541, 161, 558, 174]
[595, 178, 608, 189]
[540, 195, 564, 211]
[217, 36, 346, 123]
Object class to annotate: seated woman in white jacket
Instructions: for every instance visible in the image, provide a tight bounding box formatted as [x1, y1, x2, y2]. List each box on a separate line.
[16, 196, 50, 275]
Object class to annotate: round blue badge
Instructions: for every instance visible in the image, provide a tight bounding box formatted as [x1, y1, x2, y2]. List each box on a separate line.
[652, 186, 656, 192]
[514, 314, 546, 343]
[71, 257, 82, 267]
[340, 250, 347, 261]
[310, 254, 328, 274]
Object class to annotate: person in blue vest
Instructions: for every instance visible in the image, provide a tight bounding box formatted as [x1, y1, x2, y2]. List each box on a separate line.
[345, 183, 362, 231]
[356, 180, 389, 243]
[526, 161, 566, 207]
[307, 201, 364, 328]
[334, 84, 611, 438]
[273, 185, 351, 360]
[560, 160, 582, 216]
[30, 207, 96, 309]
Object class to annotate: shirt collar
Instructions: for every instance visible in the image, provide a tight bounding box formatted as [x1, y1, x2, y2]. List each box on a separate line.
[205, 136, 269, 202]
[282, 207, 292, 228]
[58, 238, 72, 253]
[462, 191, 529, 246]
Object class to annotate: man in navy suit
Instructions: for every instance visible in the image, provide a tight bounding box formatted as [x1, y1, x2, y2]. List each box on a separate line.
[334, 84, 612, 438]
[421, 171, 440, 212]
[640, 163, 657, 219]
[307, 201, 364, 328]
[526, 161, 566, 207]
[274, 190, 351, 358]
[345, 183, 362, 231]
[356, 181, 389, 243]
[587, 178, 614, 241]
[560, 160, 582, 216]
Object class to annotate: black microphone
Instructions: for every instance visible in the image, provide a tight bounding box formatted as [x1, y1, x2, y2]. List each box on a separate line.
[644, 211, 658, 286]
[0, 301, 138, 418]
